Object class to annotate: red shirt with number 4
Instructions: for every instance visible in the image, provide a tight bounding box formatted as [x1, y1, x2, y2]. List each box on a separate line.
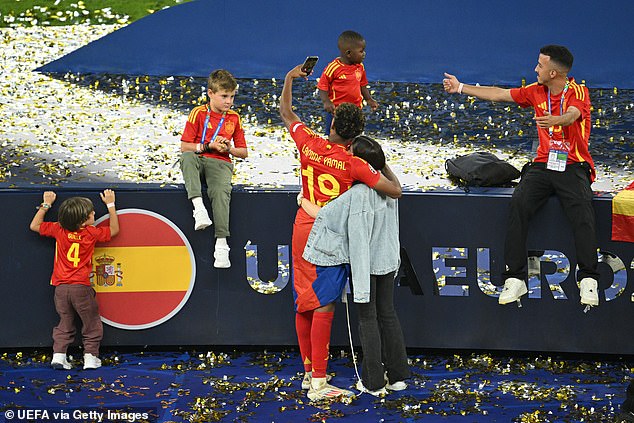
[39, 222, 111, 286]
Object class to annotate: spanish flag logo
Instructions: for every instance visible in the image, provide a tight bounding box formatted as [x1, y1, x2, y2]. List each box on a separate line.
[612, 181, 634, 243]
[93, 209, 195, 330]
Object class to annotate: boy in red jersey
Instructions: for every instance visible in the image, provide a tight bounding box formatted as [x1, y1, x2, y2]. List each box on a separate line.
[443, 45, 600, 308]
[180, 69, 248, 268]
[318, 30, 378, 135]
[281, 63, 400, 401]
[30, 189, 119, 370]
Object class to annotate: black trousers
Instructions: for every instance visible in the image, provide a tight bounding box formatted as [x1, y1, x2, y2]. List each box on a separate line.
[356, 272, 410, 390]
[503, 162, 599, 282]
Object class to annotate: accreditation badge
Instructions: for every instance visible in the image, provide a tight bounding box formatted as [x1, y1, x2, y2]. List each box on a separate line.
[546, 139, 569, 172]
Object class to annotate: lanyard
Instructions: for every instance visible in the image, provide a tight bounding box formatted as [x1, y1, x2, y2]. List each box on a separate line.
[547, 80, 569, 140]
[200, 106, 226, 145]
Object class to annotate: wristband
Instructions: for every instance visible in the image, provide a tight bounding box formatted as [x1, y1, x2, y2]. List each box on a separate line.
[107, 202, 115, 209]
[37, 203, 51, 210]
[196, 144, 202, 153]
[458, 82, 464, 94]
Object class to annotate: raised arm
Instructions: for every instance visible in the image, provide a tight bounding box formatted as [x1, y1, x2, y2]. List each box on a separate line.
[100, 189, 119, 237]
[280, 64, 309, 129]
[443, 72, 513, 102]
[30, 191, 56, 233]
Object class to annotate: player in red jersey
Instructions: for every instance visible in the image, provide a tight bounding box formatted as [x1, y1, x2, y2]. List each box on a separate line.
[443, 45, 600, 308]
[318, 30, 378, 135]
[30, 189, 119, 370]
[281, 63, 400, 401]
[180, 69, 248, 268]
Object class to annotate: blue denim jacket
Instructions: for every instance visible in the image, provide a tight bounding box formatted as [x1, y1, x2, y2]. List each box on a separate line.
[302, 184, 400, 303]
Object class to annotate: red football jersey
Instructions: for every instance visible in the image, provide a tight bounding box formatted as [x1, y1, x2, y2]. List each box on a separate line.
[317, 58, 369, 107]
[181, 106, 247, 163]
[40, 222, 111, 286]
[290, 121, 380, 207]
[510, 77, 595, 180]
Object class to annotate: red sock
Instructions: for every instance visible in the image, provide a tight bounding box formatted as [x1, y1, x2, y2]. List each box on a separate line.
[295, 311, 313, 372]
[311, 310, 334, 378]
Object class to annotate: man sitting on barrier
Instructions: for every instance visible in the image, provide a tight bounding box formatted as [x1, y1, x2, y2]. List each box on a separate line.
[280, 63, 401, 401]
[443, 45, 600, 308]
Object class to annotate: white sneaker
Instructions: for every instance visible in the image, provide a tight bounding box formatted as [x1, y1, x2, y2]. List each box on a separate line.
[386, 380, 407, 391]
[356, 380, 387, 397]
[193, 209, 212, 231]
[83, 353, 102, 370]
[51, 353, 72, 370]
[580, 278, 599, 306]
[498, 278, 528, 304]
[301, 372, 332, 390]
[384, 372, 407, 391]
[307, 378, 353, 401]
[214, 245, 231, 268]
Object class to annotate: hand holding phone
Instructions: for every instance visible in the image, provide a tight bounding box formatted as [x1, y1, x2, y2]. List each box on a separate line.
[301, 56, 319, 75]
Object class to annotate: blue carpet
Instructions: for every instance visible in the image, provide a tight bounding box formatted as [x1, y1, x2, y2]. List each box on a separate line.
[0, 349, 631, 422]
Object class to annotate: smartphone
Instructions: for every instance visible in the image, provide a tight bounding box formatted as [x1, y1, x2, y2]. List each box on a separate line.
[301, 56, 319, 74]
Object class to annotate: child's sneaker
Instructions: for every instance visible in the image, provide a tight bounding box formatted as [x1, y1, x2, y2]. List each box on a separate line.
[213, 245, 231, 268]
[83, 353, 102, 370]
[51, 353, 72, 370]
[356, 380, 387, 397]
[301, 372, 332, 390]
[307, 378, 353, 401]
[193, 209, 212, 231]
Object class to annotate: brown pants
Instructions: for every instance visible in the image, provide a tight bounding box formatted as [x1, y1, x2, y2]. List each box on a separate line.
[53, 284, 103, 356]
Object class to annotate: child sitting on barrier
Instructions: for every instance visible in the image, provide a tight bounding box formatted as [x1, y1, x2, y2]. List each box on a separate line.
[179, 69, 248, 268]
[29, 189, 119, 370]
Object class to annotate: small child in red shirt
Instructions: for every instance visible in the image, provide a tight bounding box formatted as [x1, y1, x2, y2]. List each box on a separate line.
[30, 190, 119, 370]
[317, 30, 379, 135]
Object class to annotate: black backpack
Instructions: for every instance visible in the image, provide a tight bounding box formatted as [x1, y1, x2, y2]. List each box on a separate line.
[445, 151, 520, 189]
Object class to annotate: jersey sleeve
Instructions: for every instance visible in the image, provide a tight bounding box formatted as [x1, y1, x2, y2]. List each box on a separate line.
[38, 221, 58, 238]
[181, 108, 203, 143]
[289, 121, 319, 149]
[317, 67, 332, 92]
[350, 156, 381, 188]
[359, 64, 369, 87]
[510, 86, 535, 108]
[231, 114, 247, 148]
[566, 85, 590, 120]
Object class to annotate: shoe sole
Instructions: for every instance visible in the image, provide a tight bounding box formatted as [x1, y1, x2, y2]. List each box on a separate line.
[307, 391, 352, 401]
[498, 287, 528, 305]
[51, 363, 71, 370]
[214, 262, 231, 269]
[580, 297, 599, 306]
[194, 222, 212, 231]
[83, 365, 101, 370]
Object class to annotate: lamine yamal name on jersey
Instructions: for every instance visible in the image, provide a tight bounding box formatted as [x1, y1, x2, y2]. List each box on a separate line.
[301, 144, 347, 171]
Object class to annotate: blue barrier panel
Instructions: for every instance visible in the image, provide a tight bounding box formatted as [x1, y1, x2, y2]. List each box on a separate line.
[37, 0, 634, 88]
[1, 184, 632, 354]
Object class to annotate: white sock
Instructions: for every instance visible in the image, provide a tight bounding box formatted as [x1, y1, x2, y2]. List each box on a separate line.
[192, 197, 205, 211]
[215, 237, 228, 248]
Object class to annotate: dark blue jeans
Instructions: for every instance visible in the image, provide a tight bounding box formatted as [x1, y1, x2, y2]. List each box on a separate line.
[503, 162, 599, 282]
[356, 271, 410, 390]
